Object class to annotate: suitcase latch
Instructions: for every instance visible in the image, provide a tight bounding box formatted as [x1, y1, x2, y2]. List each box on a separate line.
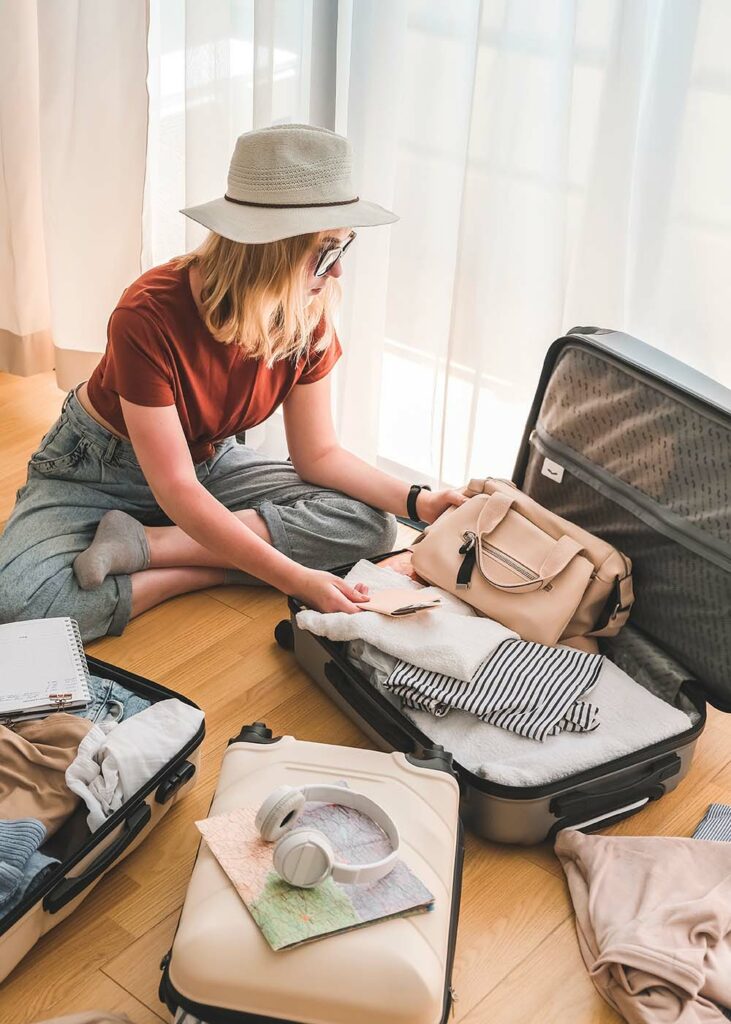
[155, 760, 197, 804]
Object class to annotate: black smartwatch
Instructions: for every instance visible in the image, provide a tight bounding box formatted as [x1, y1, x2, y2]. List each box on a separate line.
[406, 484, 432, 522]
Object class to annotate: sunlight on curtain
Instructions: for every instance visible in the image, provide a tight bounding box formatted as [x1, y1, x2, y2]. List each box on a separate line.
[143, 0, 316, 268]
[143, 0, 326, 452]
[340, 0, 731, 488]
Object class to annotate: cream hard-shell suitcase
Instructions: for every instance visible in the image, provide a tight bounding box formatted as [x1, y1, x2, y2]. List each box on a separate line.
[159, 722, 463, 1024]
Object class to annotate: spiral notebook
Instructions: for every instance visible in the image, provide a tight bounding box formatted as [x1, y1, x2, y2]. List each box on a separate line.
[0, 617, 91, 720]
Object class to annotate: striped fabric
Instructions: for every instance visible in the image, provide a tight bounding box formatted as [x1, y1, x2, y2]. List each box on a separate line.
[383, 638, 604, 742]
[692, 803, 731, 842]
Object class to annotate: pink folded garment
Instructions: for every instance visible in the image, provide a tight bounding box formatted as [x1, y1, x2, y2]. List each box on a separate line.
[555, 829, 731, 1023]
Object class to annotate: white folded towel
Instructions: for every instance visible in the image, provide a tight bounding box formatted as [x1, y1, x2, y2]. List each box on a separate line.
[296, 559, 518, 682]
[404, 658, 693, 786]
[346, 641, 693, 787]
[66, 698, 204, 831]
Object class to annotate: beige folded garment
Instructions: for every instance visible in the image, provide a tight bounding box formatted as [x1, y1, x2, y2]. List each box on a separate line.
[555, 828, 731, 1023]
[0, 713, 94, 837]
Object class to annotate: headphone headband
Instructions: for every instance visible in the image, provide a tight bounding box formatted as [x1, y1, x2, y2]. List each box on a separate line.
[299, 785, 400, 885]
[256, 783, 400, 887]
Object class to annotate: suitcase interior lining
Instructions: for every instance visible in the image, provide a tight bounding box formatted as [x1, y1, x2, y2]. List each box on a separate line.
[522, 342, 731, 710]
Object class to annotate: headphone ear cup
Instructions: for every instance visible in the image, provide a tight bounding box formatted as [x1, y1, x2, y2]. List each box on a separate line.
[272, 828, 334, 888]
[256, 786, 306, 842]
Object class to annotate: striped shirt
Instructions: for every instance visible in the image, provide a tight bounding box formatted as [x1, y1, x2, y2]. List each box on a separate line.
[692, 803, 731, 842]
[383, 638, 604, 742]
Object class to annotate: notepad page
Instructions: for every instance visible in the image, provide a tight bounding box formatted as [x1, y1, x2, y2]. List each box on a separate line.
[0, 618, 88, 712]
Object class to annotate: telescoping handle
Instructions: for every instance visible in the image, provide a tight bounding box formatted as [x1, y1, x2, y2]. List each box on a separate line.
[43, 802, 152, 914]
[547, 753, 681, 839]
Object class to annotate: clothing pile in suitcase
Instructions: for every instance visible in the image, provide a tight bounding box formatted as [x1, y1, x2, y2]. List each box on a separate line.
[298, 556, 698, 786]
[280, 329, 730, 844]
[0, 657, 204, 983]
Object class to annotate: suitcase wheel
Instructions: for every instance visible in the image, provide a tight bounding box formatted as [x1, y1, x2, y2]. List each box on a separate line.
[274, 618, 294, 650]
[228, 722, 280, 746]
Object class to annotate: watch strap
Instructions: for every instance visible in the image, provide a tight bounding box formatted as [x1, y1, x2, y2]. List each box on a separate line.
[406, 484, 431, 522]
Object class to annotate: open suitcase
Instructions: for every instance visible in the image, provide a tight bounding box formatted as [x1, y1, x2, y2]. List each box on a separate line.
[275, 328, 731, 844]
[0, 656, 204, 982]
[159, 722, 463, 1024]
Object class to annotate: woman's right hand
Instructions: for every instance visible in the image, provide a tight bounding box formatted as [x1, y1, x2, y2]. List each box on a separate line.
[289, 568, 370, 613]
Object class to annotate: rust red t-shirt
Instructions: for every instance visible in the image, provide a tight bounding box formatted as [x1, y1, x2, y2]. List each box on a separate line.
[87, 259, 342, 463]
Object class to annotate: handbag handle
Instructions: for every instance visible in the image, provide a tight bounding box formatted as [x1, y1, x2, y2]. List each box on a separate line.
[474, 495, 586, 592]
[477, 491, 518, 534]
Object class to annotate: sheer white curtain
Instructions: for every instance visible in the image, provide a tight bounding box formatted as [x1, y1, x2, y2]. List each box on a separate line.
[336, 0, 731, 488]
[5, 0, 729, 483]
[0, 0, 148, 386]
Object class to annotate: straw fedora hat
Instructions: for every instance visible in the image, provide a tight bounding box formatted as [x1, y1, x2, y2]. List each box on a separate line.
[180, 123, 398, 244]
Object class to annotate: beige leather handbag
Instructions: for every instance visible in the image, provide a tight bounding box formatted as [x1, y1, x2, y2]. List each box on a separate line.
[410, 477, 634, 648]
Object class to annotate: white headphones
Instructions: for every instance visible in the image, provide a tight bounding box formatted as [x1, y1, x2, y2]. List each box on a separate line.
[255, 784, 400, 889]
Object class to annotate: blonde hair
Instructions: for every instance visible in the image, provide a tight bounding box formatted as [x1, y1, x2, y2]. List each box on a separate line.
[172, 230, 341, 366]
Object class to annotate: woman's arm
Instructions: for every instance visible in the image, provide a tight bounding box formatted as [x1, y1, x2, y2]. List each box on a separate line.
[283, 376, 466, 523]
[119, 398, 369, 611]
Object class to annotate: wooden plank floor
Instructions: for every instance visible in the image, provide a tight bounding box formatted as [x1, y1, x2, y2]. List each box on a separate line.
[1, 370, 729, 1023]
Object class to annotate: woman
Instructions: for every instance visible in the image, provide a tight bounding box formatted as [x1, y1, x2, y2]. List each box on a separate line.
[0, 124, 465, 641]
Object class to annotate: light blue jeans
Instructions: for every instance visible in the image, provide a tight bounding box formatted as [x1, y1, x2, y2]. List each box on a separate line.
[0, 389, 397, 642]
[75, 675, 152, 724]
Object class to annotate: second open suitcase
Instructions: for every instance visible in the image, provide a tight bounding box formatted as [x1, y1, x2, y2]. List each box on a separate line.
[0, 656, 204, 983]
[275, 329, 730, 844]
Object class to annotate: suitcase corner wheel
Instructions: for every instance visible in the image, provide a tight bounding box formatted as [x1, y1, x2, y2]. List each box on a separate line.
[228, 721, 282, 746]
[274, 617, 295, 651]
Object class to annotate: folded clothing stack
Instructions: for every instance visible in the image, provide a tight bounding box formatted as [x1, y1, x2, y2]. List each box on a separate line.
[296, 558, 518, 682]
[302, 559, 696, 787]
[384, 639, 603, 741]
[66, 698, 204, 832]
[299, 558, 606, 742]
[0, 819, 59, 919]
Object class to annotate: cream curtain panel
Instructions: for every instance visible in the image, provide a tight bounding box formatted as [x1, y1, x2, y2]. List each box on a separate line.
[0, 0, 148, 387]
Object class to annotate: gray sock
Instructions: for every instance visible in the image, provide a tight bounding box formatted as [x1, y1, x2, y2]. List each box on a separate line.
[73, 511, 150, 591]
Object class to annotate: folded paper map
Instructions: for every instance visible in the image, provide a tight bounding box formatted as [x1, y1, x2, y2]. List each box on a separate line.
[196, 787, 434, 951]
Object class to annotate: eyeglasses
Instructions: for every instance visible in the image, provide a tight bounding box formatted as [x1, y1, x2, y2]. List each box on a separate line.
[314, 230, 357, 278]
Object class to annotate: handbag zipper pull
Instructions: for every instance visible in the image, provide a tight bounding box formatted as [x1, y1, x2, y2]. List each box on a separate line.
[456, 531, 477, 588]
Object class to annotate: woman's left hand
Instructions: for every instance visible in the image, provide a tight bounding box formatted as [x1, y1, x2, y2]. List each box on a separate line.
[416, 487, 468, 525]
